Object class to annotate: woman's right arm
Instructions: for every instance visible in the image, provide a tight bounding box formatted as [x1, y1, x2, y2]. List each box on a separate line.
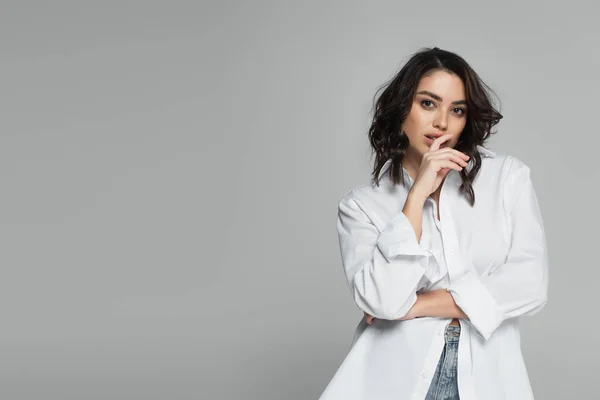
[336, 193, 431, 320]
[402, 191, 429, 243]
[340, 135, 468, 320]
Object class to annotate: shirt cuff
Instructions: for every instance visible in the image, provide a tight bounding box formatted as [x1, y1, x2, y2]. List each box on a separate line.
[447, 270, 505, 340]
[376, 211, 430, 262]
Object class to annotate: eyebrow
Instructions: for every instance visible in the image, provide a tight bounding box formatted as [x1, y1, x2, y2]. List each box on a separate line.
[416, 90, 467, 106]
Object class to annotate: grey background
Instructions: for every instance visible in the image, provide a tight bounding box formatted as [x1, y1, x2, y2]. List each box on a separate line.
[0, 1, 597, 399]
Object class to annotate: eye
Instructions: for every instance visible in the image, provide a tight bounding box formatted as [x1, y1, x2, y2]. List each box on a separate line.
[453, 107, 466, 116]
[421, 100, 435, 108]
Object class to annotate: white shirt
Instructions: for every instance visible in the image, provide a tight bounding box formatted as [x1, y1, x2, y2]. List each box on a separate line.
[319, 145, 549, 400]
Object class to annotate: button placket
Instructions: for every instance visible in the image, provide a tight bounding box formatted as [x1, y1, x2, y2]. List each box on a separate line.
[439, 197, 469, 281]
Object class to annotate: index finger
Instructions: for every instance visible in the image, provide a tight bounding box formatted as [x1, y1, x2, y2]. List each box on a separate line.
[428, 133, 454, 152]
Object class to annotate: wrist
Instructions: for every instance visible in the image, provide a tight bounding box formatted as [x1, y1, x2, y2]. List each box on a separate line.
[417, 289, 467, 319]
[407, 189, 428, 205]
[415, 292, 432, 318]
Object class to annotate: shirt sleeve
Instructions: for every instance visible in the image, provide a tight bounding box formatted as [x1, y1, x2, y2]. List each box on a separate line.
[447, 159, 549, 341]
[336, 194, 432, 320]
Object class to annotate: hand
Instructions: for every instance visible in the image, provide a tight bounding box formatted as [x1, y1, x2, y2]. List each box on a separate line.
[410, 133, 470, 199]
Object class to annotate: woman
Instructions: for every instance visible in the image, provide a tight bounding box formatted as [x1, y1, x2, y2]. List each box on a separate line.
[318, 47, 548, 400]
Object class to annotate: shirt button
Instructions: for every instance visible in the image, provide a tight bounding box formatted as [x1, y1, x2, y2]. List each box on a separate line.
[421, 373, 428, 380]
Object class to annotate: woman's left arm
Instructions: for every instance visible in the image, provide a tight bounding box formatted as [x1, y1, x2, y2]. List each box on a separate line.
[444, 159, 549, 340]
[407, 289, 467, 319]
[364, 288, 465, 323]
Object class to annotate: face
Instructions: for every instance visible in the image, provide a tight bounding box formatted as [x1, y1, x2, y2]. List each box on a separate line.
[401, 69, 468, 158]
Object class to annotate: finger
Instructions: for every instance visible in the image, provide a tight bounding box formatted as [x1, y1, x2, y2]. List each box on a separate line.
[428, 147, 470, 161]
[434, 159, 464, 172]
[428, 133, 454, 152]
[427, 153, 469, 167]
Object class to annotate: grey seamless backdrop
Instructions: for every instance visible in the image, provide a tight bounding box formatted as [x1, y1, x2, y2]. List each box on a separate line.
[0, 1, 597, 399]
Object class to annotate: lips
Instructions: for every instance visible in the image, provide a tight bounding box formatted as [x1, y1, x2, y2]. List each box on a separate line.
[424, 134, 447, 147]
[425, 133, 443, 140]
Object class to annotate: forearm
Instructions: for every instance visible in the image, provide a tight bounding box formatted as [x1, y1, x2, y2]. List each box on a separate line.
[412, 289, 468, 319]
[402, 191, 427, 243]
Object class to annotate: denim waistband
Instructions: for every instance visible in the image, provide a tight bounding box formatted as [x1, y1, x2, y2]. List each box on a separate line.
[445, 325, 461, 343]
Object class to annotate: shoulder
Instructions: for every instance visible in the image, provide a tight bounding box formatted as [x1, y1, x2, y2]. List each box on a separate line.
[337, 172, 407, 206]
[336, 180, 406, 230]
[336, 182, 379, 215]
[486, 151, 535, 213]
[495, 152, 532, 188]
[478, 148, 532, 184]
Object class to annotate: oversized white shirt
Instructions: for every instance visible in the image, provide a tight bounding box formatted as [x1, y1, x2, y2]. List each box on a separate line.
[319, 145, 549, 400]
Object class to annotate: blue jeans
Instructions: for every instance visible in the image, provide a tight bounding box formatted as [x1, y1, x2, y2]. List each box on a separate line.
[425, 324, 460, 400]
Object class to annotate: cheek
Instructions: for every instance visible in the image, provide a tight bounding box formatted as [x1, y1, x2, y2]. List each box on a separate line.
[453, 114, 467, 128]
[402, 109, 428, 136]
[450, 119, 467, 137]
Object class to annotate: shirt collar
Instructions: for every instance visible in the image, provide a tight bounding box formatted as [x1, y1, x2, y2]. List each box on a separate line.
[376, 145, 496, 181]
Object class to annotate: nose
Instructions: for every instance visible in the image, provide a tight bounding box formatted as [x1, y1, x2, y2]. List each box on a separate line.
[433, 110, 448, 131]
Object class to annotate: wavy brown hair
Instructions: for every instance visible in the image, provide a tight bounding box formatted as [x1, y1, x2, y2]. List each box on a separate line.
[369, 47, 503, 206]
